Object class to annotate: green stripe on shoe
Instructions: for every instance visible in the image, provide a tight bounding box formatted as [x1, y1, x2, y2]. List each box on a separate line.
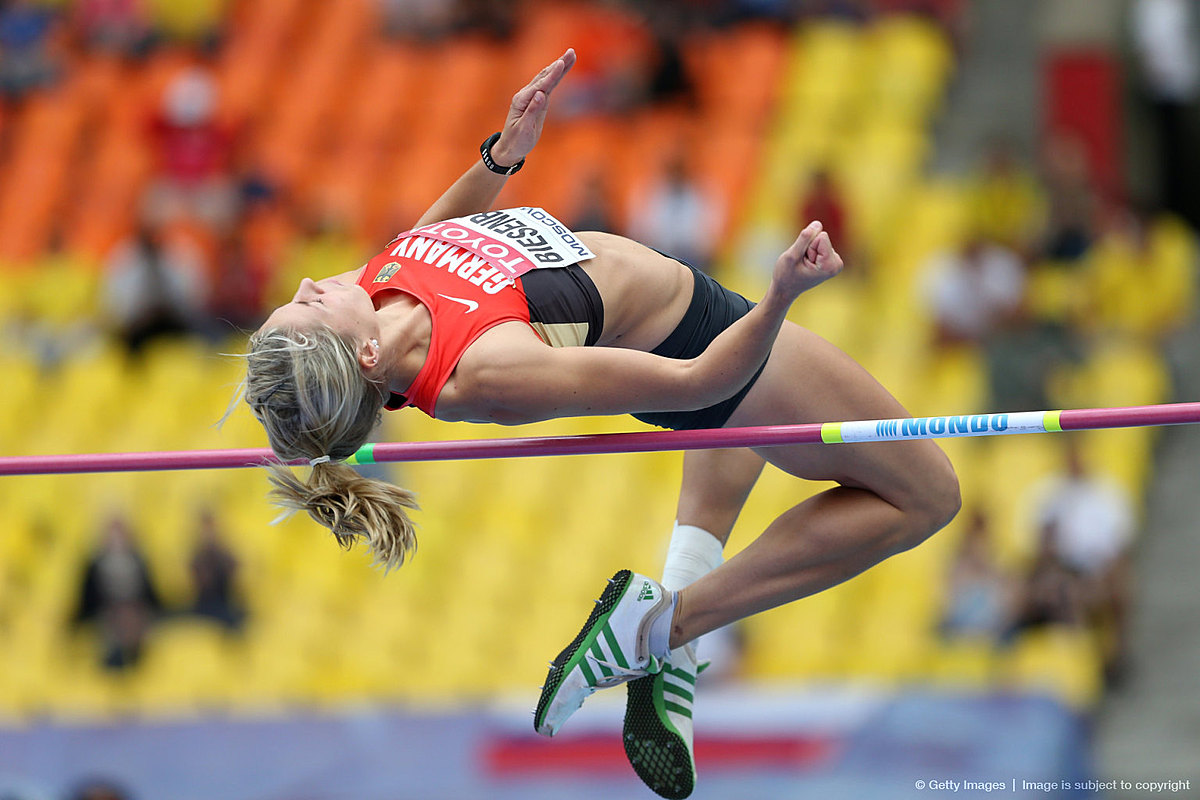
[664, 665, 696, 684]
[579, 657, 598, 685]
[589, 642, 612, 677]
[663, 683, 693, 703]
[664, 700, 693, 719]
[602, 626, 629, 669]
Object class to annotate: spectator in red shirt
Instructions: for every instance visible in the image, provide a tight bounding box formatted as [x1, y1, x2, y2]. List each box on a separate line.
[145, 65, 238, 230]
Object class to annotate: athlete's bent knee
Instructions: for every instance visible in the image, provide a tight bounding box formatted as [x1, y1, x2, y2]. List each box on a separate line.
[900, 452, 961, 549]
[927, 458, 962, 530]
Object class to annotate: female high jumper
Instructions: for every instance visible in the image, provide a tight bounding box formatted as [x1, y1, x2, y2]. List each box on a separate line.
[241, 49, 960, 799]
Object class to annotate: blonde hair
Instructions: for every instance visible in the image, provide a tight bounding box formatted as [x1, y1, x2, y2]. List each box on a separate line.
[242, 326, 418, 569]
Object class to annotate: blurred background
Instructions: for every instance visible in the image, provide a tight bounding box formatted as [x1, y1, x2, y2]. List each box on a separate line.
[0, 0, 1197, 797]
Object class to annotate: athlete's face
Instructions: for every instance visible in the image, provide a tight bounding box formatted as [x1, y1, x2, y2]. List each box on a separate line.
[263, 277, 380, 351]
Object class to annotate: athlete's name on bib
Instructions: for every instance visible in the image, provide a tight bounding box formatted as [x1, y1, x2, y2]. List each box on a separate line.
[468, 210, 569, 263]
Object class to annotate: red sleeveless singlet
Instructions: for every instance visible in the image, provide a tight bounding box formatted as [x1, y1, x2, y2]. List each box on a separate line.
[357, 235, 535, 417]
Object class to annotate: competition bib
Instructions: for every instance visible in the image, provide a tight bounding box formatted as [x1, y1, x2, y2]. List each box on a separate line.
[387, 207, 595, 287]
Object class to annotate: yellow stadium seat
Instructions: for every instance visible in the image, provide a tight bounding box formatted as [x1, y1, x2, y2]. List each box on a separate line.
[144, 0, 230, 42]
[1001, 627, 1103, 709]
[866, 15, 953, 122]
[742, 589, 850, 681]
[928, 637, 1001, 689]
[921, 346, 990, 417]
[132, 619, 243, 715]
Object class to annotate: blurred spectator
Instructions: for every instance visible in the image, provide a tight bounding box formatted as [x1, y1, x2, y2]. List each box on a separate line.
[188, 508, 245, 631]
[375, 0, 454, 41]
[641, 7, 697, 108]
[145, 66, 238, 231]
[717, 0, 800, 26]
[72, 516, 164, 670]
[70, 0, 156, 59]
[985, 322, 1080, 413]
[1083, 201, 1198, 342]
[799, 0, 873, 24]
[627, 151, 722, 272]
[967, 137, 1046, 256]
[919, 233, 1069, 410]
[66, 778, 132, 800]
[870, 0, 963, 19]
[1038, 133, 1099, 262]
[555, 3, 654, 115]
[1131, 0, 1200, 229]
[798, 168, 854, 268]
[448, 0, 516, 40]
[939, 509, 1013, 641]
[101, 212, 210, 354]
[0, 0, 62, 106]
[919, 233, 1026, 346]
[1006, 520, 1087, 638]
[205, 226, 270, 337]
[1024, 439, 1136, 682]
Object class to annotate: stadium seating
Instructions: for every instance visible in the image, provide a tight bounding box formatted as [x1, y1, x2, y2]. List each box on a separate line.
[0, 1, 1190, 723]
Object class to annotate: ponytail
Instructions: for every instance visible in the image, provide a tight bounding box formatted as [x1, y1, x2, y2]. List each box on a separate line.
[239, 325, 419, 569]
[266, 460, 419, 570]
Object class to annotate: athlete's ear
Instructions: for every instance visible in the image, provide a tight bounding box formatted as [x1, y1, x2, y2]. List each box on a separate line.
[359, 338, 381, 370]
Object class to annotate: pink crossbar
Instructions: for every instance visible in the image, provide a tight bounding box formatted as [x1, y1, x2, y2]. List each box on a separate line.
[0, 402, 1197, 476]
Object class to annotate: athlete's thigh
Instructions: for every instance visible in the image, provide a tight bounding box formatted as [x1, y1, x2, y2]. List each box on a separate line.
[677, 447, 765, 541]
[725, 322, 953, 507]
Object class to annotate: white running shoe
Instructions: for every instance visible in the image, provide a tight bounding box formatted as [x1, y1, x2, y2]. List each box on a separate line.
[623, 642, 700, 798]
[534, 570, 670, 737]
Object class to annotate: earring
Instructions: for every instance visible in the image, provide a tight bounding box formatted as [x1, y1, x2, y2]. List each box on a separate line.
[370, 339, 379, 348]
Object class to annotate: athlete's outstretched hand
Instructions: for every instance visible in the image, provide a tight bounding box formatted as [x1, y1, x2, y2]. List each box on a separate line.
[492, 49, 576, 167]
[770, 220, 844, 300]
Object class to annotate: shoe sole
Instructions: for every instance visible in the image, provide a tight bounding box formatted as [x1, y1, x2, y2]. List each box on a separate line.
[624, 672, 695, 799]
[534, 569, 633, 736]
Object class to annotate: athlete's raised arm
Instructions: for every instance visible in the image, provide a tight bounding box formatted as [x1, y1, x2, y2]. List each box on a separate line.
[413, 49, 576, 229]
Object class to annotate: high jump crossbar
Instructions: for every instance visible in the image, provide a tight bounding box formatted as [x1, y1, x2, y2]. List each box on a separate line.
[1, 402, 1198, 477]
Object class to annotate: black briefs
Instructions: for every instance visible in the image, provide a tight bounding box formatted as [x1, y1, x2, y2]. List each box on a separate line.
[633, 264, 769, 431]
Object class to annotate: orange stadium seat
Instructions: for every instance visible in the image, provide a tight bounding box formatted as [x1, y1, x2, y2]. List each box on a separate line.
[0, 82, 89, 260]
[340, 45, 421, 153]
[688, 23, 786, 134]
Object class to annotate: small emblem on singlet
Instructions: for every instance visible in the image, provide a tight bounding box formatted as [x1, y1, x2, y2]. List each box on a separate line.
[374, 261, 402, 282]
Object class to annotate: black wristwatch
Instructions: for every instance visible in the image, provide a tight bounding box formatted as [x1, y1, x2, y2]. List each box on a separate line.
[480, 132, 524, 176]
